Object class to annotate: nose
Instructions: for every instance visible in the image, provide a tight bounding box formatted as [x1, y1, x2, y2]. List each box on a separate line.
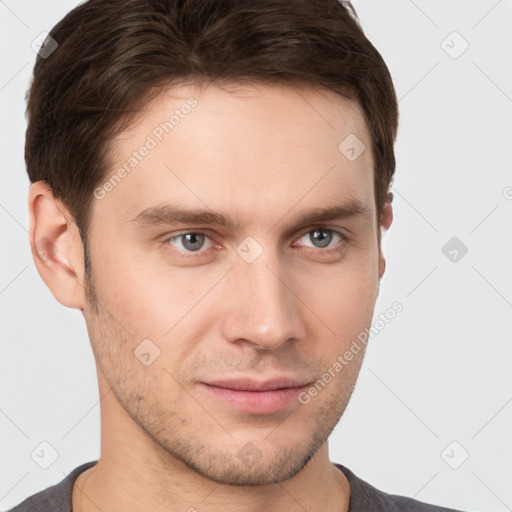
[220, 248, 307, 351]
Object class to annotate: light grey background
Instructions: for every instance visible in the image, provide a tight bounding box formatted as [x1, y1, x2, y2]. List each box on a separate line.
[1, 1, 511, 511]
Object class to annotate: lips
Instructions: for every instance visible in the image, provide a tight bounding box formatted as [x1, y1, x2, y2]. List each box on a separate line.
[203, 377, 310, 391]
[198, 377, 311, 414]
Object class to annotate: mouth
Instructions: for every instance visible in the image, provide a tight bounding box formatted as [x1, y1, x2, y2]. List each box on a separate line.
[198, 377, 311, 414]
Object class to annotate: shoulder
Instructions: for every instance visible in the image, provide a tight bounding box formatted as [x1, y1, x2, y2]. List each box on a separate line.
[6, 461, 98, 512]
[334, 463, 468, 512]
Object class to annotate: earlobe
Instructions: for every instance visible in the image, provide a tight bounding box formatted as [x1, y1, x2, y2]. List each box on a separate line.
[28, 181, 86, 310]
[378, 198, 393, 280]
[380, 196, 393, 232]
[378, 252, 386, 280]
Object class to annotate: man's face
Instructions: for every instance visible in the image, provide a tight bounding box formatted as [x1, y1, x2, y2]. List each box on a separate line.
[83, 81, 382, 485]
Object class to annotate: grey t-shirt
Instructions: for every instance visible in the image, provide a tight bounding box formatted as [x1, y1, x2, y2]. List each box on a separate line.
[7, 461, 466, 511]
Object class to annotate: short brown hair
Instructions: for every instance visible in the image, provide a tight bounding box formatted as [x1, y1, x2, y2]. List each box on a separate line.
[25, 0, 398, 252]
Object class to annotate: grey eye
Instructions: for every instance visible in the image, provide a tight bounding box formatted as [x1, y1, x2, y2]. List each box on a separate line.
[309, 229, 333, 248]
[167, 232, 211, 252]
[180, 233, 206, 251]
[301, 228, 343, 249]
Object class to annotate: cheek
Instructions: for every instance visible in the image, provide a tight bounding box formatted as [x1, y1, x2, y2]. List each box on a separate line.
[296, 255, 379, 340]
[91, 230, 379, 348]
[92, 250, 226, 369]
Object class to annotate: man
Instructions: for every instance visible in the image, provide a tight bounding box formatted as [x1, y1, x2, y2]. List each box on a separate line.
[10, 0, 467, 510]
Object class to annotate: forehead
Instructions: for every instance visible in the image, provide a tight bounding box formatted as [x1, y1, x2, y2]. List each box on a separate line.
[93, 81, 375, 230]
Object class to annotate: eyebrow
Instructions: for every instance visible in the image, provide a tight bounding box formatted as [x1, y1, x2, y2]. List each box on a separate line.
[128, 199, 372, 231]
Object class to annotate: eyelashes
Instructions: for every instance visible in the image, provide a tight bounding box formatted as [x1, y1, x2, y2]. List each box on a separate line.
[163, 227, 347, 258]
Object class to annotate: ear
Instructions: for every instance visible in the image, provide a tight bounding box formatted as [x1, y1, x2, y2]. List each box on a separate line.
[28, 181, 87, 310]
[378, 193, 393, 280]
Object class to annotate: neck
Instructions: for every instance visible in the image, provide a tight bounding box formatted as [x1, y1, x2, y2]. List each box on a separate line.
[73, 440, 350, 511]
[73, 444, 350, 512]
[72, 375, 350, 512]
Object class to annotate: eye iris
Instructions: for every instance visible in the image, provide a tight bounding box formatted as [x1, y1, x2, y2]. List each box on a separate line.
[182, 233, 205, 251]
[310, 229, 332, 248]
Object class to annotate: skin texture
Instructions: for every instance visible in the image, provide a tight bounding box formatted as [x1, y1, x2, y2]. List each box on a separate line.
[28, 81, 393, 512]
